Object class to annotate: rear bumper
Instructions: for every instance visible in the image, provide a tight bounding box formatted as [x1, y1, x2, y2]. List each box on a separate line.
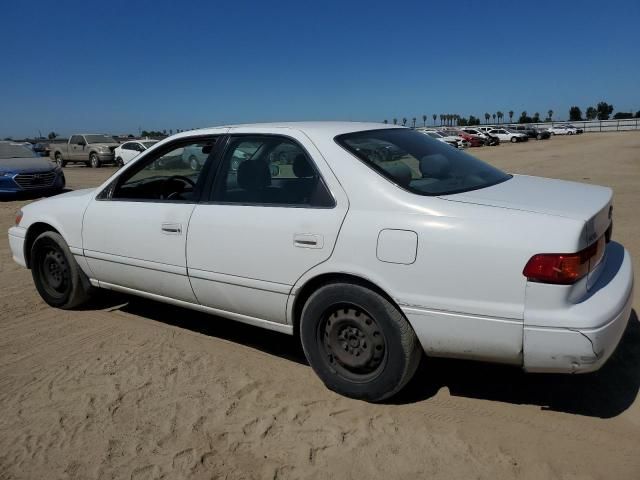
[8, 226, 27, 267]
[523, 242, 634, 373]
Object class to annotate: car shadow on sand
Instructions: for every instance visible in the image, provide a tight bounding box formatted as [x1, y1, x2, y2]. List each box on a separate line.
[98, 294, 639, 418]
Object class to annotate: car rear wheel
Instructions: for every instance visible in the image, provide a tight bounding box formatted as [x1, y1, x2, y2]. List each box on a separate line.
[189, 155, 200, 171]
[31, 231, 94, 309]
[116, 156, 124, 167]
[54, 153, 66, 168]
[300, 282, 422, 402]
[90, 153, 101, 168]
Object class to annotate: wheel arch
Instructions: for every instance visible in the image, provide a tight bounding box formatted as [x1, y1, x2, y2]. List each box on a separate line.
[24, 222, 60, 268]
[290, 272, 403, 336]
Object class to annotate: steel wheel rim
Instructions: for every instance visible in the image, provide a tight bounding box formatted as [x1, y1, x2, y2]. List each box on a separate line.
[55, 155, 62, 167]
[318, 304, 387, 382]
[39, 246, 70, 298]
[91, 155, 97, 167]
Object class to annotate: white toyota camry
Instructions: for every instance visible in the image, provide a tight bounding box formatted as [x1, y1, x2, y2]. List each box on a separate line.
[8, 122, 634, 401]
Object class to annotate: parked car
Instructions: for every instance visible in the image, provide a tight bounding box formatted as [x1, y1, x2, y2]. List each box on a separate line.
[488, 128, 528, 143]
[447, 129, 484, 147]
[565, 124, 584, 134]
[0, 142, 65, 196]
[461, 128, 501, 146]
[8, 123, 632, 402]
[50, 134, 119, 168]
[548, 125, 578, 135]
[508, 125, 551, 140]
[114, 140, 159, 166]
[419, 130, 461, 149]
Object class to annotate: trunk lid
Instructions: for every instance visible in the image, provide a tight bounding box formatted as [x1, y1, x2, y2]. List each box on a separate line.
[441, 174, 613, 245]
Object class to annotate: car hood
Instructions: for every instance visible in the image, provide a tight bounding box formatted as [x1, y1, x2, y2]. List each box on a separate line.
[0, 157, 56, 173]
[441, 174, 612, 222]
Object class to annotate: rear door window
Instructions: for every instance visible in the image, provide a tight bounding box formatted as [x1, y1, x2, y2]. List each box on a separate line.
[336, 128, 511, 196]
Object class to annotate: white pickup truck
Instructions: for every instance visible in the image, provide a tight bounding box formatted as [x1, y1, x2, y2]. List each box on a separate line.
[51, 134, 119, 168]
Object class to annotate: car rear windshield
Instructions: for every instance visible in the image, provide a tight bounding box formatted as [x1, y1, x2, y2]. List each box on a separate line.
[335, 128, 511, 196]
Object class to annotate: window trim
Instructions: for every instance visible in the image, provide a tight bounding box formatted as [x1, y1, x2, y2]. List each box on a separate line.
[97, 134, 223, 204]
[204, 133, 336, 209]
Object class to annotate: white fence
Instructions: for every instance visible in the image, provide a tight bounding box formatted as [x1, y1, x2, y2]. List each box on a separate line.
[486, 118, 640, 133]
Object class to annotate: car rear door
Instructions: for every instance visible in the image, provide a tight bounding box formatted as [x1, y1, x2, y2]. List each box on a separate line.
[186, 128, 349, 325]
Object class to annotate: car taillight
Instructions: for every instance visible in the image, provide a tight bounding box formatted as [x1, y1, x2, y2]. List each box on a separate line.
[523, 236, 605, 285]
[15, 210, 23, 226]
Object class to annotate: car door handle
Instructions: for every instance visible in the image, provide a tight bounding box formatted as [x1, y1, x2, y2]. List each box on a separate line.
[294, 233, 323, 249]
[161, 223, 182, 235]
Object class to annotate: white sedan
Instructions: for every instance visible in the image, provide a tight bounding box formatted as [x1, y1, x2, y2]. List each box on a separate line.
[488, 128, 528, 143]
[548, 125, 578, 135]
[8, 122, 633, 401]
[114, 139, 158, 166]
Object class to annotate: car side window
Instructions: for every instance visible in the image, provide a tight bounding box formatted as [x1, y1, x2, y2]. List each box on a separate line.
[70, 135, 82, 144]
[122, 143, 134, 150]
[211, 135, 334, 207]
[109, 138, 218, 202]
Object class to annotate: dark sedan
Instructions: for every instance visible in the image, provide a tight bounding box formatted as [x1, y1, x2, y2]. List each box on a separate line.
[0, 142, 65, 196]
[509, 125, 551, 140]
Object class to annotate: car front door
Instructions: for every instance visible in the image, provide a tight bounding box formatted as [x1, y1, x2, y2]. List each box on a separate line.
[69, 135, 85, 161]
[186, 129, 348, 325]
[82, 133, 225, 301]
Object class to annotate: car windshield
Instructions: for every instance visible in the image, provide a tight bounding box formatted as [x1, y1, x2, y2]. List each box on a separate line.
[85, 134, 116, 143]
[0, 143, 37, 158]
[425, 132, 441, 138]
[141, 141, 157, 148]
[336, 128, 511, 196]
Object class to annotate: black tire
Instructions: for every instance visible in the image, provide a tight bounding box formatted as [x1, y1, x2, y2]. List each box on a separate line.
[54, 153, 66, 168]
[31, 231, 94, 309]
[116, 156, 124, 167]
[90, 153, 101, 168]
[300, 282, 422, 402]
[511, 137, 518, 143]
[536, 134, 542, 140]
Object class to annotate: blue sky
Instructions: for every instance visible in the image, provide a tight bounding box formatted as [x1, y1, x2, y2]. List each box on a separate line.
[1, 0, 638, 137]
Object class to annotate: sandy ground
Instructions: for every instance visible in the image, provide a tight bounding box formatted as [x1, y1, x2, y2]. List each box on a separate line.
[1, 132, 639, 480]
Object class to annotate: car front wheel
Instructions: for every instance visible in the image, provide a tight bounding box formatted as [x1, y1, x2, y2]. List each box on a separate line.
[511, 137, 518, 143]
[90, 153, 101, 168]
[31, 231, 94, 309]
[300, 282, 422, 402]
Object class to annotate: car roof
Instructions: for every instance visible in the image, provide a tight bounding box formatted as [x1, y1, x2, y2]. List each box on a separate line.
[181, 121, 399, 138]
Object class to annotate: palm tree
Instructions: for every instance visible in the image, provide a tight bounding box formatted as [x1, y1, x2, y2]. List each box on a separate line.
[508, 110, 514, 123]
[492, 113, 496, 123]
[383, 119, 388, 124]
[393, 118, 397, 125]
[548, 110, 553, 121]
[497, 111, 503, 124]
[432, 114, 437, 125]
[484, 113, 490, 124]
[412, 117, 416, 128]
[439, 114, 444, 125]
[402, 117, 407, 126]
[422, 114, 427, 127]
